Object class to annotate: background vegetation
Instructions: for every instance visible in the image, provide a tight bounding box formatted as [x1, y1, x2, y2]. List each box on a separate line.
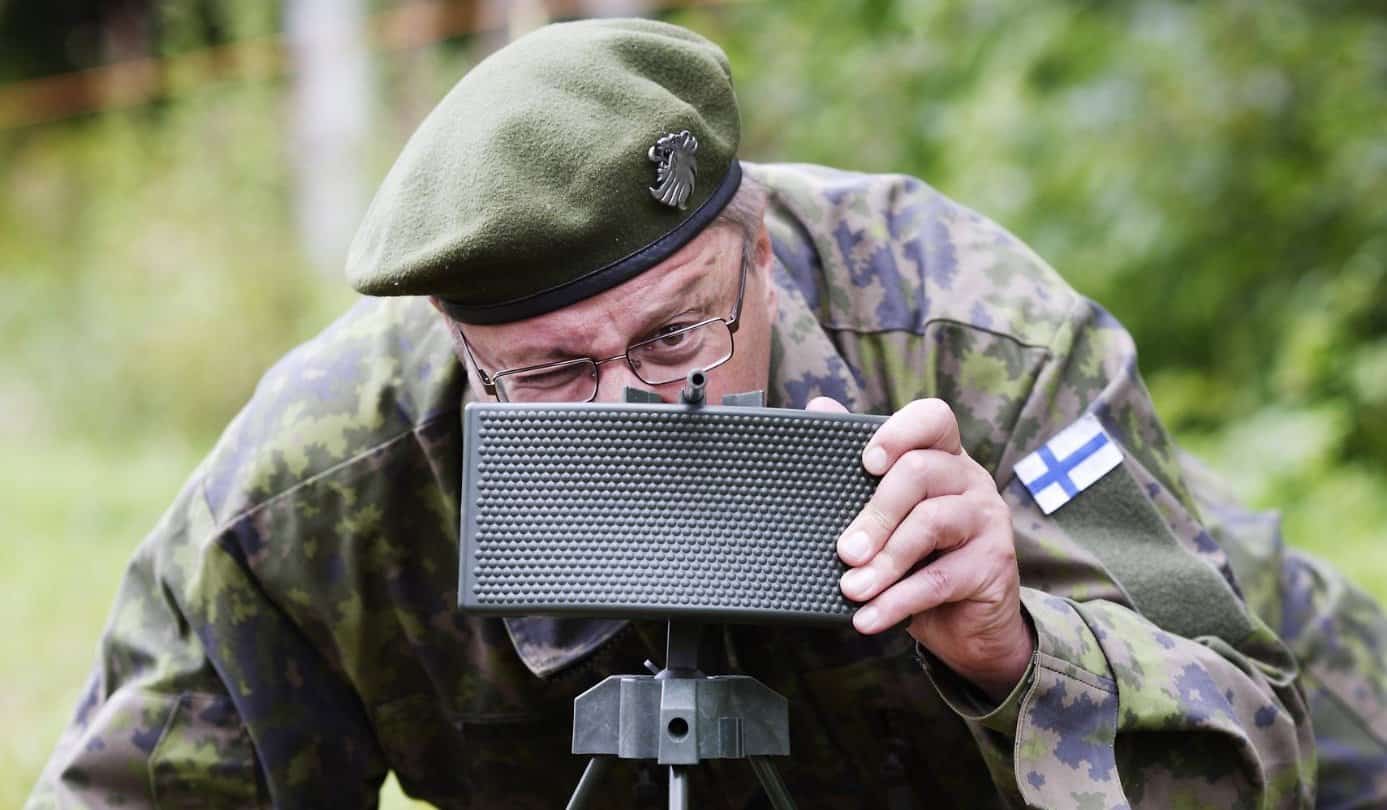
[3, 0, 1384, 805]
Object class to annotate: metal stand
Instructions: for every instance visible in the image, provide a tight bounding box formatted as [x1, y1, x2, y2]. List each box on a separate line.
[564, 621, 797, 810]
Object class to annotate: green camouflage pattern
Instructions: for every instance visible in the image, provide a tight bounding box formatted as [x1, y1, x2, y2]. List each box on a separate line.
[28, 163, 1387, 808]
[1187, 456, 1387, 810]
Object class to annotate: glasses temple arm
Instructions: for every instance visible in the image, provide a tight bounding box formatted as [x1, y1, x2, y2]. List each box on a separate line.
[726, 251, 751, 333]
[456, 328, 500, 395]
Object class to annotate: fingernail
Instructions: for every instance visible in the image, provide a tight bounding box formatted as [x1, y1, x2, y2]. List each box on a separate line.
[840, 530, 870, 562]
[840, 567, 875, 596]
[863, 445, 887, 475]
[854, 606, 880, 632]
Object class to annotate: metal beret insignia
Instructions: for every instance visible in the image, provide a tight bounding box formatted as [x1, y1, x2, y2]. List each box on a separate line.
[648, 130, 698, 210]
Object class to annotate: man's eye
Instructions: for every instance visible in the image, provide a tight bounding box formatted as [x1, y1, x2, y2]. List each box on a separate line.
[654, 323, 695, 346]
[518, 365, 586, 389]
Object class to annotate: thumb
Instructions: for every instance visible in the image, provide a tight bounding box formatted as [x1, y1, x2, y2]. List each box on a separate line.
[805, 396, 850, 414]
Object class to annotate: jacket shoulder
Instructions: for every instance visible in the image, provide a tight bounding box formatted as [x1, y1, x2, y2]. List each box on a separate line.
[201, 296, 463, 522]
[747, 162, 1082, 348]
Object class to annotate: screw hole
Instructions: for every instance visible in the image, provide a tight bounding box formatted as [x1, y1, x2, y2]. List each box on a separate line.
[667, 717, 689, 739]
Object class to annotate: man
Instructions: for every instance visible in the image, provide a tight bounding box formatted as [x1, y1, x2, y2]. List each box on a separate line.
[28, 18, 1387, 809]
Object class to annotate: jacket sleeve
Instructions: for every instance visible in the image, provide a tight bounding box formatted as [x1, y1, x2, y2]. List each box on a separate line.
[1185, 450, 1387, 808]
[26, 469, 391, 809]
[25, 473, 270, 809]
[922, 295, 1317, 809]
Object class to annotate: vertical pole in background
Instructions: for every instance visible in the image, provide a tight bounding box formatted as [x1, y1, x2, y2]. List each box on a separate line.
[577, 0, 656, 18]
[287, 0, 370, 276]
[502, 0, 550, 41]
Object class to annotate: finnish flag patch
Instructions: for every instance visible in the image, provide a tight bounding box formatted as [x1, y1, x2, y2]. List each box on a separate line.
[1014, 414, 1124, 515]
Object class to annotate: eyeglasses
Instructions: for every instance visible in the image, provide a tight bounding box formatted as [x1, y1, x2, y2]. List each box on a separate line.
[462, 252, 749, 403]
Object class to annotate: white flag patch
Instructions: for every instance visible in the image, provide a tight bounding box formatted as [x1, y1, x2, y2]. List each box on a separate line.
[1014, 414, 1124, 515]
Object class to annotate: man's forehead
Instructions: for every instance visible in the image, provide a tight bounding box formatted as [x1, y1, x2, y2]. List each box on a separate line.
[632, 231, 735, 301]
[555, 227, 733, 319]
[464, 226, 737, 362]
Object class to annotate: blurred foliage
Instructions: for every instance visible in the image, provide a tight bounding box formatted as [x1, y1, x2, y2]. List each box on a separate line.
[676, 0, 1387, 570]
[2, 0, 1386, 805]
[1, 90, 352, 444]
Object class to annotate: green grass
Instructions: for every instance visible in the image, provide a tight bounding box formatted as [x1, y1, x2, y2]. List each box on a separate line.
[0, 433, 206, 807]
[0, 431, 429, 807]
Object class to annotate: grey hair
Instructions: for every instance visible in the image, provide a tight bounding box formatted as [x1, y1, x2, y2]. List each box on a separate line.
[712, 171, 770, 272]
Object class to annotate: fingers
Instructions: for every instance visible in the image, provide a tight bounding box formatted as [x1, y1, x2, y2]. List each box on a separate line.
[862, 398, 962, 475]
[838, 492, 989, 603]
[816, 395, 1018, 644]
[852, 536, 1006, 634]
[836, 448, 980, 566]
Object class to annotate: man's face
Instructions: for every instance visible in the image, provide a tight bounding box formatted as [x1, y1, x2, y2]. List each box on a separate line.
[443, 221, 777, 405]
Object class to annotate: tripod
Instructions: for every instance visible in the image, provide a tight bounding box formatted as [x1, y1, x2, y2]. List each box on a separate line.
[564, 621, 797, 810]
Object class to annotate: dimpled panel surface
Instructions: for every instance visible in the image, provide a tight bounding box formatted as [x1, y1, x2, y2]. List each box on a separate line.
[460, 403, 884, 623]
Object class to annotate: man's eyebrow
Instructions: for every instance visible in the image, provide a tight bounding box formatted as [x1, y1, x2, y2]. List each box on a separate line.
[488, 253, 725, 365]
[626, 263, 724, 336]
[501, 346, 583, 367]
[476, 336, 572, 369]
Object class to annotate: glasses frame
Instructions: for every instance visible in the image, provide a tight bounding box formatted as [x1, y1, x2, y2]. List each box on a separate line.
[461, 251, 749, 403]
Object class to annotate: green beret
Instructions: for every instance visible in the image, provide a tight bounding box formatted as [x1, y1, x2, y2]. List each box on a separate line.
[345, 18, 743, 324]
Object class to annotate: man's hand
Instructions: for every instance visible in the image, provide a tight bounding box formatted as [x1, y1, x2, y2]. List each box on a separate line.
[808, 396, 1034, 702]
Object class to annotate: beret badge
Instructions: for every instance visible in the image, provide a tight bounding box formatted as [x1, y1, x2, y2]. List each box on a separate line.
[648, 130, 698, 210]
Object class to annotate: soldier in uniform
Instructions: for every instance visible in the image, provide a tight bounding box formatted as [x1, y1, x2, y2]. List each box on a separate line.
[27, 18, 1387, 809]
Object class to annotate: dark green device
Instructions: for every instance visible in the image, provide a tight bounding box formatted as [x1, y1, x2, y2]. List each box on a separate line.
[458, 377, 885, 809]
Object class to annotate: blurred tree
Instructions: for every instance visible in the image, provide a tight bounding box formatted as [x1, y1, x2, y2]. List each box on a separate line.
[675, 0, 1387, 508]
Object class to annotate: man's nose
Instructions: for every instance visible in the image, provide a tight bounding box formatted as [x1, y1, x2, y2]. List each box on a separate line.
[592, 360, 664, 403]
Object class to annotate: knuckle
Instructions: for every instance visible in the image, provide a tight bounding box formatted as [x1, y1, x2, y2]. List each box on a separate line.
[922, 565, 952, 596]
[920, 397, 952, 421]
[982, 497, 1011, 526]
[963, 487, 1005, 521]
[962, 457, 992, 485]
[873, 545, 904, 579]
[919, 398, 956, 431]
[862, 504, 893, 533]
[991, 543, 1018, 570]
[905, 495, 936, 525]
[926, 399, 963, 448]
[908, 502, 944, 549]
[899, 450, 933, 480]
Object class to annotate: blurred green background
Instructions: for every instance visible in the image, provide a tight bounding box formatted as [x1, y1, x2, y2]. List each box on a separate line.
[2, 0, 1384, 805]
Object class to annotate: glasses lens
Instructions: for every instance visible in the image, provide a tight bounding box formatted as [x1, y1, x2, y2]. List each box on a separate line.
[628, 320, 733, 385]
[496, 359, 598, 403]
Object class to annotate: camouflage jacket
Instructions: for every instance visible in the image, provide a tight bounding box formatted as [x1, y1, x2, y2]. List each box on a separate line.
[29, 164, 1387, 809]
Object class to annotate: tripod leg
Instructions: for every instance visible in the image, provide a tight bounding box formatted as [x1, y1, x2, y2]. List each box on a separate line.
[668, 765, 690, 810]
[748, 756, 797, 810]
[565, 756, 611, 810]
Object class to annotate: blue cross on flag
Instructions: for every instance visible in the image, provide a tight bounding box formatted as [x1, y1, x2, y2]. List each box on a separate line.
[1014, 414, 1124, 515]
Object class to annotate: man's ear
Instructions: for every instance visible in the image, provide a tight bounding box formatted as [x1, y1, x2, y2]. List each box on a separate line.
[755, 222, 773, 272]
[754, 222, 777, 314]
